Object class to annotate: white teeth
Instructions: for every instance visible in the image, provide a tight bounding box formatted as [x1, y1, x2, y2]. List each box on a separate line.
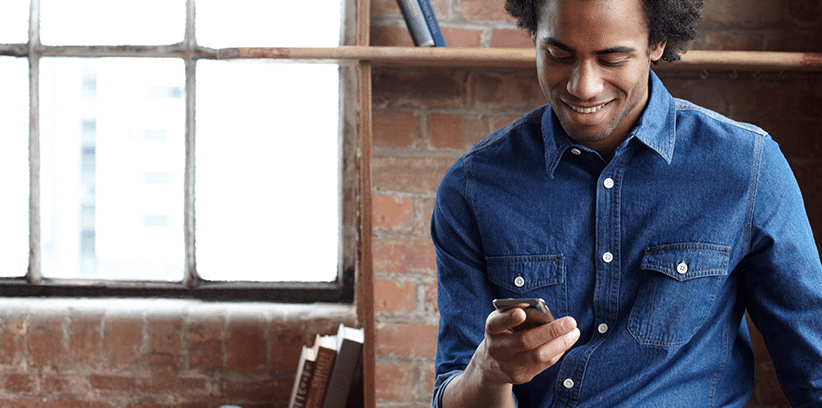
[570, 102, 607, 114]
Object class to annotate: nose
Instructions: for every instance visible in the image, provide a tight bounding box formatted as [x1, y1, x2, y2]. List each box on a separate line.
[566, 61, 604, 101]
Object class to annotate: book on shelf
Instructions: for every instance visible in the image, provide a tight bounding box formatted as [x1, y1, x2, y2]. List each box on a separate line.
[289, 324, 365, 408]
[321, 324, 365, 408]
[396, 0, 447, 47]
[303, 334, 338, 408]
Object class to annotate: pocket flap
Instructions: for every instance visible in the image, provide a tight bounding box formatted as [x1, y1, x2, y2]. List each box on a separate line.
[487, 254, 564, 293]
[641, 243, 730, 282]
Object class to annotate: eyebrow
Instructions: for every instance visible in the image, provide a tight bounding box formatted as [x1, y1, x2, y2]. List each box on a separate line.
[542, 37, 638, 55]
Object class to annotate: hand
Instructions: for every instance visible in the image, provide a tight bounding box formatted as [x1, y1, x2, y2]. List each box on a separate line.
[473, 307, 580, 386]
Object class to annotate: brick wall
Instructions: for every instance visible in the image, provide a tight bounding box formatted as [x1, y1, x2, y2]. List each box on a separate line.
[0, 299, 355, 407]
[370, 1, 821, 408]
[0, 1, 818, 408]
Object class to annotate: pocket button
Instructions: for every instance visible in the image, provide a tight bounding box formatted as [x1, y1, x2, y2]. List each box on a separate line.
[514, 276, 525, 288]
[676, 261, 688, 275]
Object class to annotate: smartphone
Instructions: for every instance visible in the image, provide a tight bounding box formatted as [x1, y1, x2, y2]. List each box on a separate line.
[493, 298, 554, 331]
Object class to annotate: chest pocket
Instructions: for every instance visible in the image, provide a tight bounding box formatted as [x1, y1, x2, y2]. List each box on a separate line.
[628, 243, 731, 348]
[487, 254, 568, 318]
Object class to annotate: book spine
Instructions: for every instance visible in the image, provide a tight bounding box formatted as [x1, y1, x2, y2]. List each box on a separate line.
[396, 0, 435, 47]
[416, 0, 446, 47]
[288, 359, 316, 408]
[305, 347, 336, 408]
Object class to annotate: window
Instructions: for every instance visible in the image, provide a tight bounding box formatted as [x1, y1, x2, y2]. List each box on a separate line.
[0, 0, 356, 302]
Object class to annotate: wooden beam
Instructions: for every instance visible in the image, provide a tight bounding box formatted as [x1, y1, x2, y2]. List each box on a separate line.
[216, 46, 822, 71]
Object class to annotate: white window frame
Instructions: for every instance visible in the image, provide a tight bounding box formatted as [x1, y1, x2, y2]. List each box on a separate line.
[0, 0, 359, 302]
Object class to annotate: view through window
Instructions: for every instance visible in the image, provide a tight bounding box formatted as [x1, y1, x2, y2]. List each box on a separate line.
[0, 0, 346, 287]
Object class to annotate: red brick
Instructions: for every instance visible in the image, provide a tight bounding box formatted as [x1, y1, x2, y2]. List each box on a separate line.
[65, 313, 102, 370]
[692, 31, 765, 51]
[373, 156, 456, 193]
[220, 376, 292, 401]
[754, 364, 790, 405]
[374, 240, 437, 275]
[458, 0, 515, 22]
[469, 70, 545, 110]
[441, 27, 483, 48]
[88, 374, 138, 393]
[373, 194, 415, 229]
[370, 0, 400, 18]
[375, 323, 439, 358]
[701, 0, 783, 28]
[375, 279, 417, 314]
[147, 315, 182, 358]
[27, 314, 64, 370]
[40, 373, 79, 396]
[375, 360, 415, 400]
[490, 28, 532, 48]
[103, 315, 143, 370]
[0, 313, 26, 367]
[2, 373, 36, 395]
[373, 67, 468, 110]
[373, 110, 418, 149]
[185, 316, 224, 373]
[370, 24, 416, 47]
[269, 321, 308, 375]
[428, 113, 489, 150]
[225, 316, 267, 374]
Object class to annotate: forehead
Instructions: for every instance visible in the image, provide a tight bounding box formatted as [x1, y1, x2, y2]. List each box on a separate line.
[536, 0, 650, 46]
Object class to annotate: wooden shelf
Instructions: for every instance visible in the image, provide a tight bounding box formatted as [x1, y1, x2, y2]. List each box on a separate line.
[216, 46, 822, 71]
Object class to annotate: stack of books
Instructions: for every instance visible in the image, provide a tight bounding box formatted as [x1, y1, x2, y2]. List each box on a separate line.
[287, 324, 365, 408]
[396, 0, 446, 47]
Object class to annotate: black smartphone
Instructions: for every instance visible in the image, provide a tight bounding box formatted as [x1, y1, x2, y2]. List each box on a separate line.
[493, 298, 554, 331]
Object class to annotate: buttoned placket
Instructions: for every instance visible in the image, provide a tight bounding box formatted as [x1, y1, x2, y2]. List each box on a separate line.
[553, 153, 626, 407]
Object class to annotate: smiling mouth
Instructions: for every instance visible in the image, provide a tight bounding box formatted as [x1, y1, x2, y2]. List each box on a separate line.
[567, 101, 610, 114]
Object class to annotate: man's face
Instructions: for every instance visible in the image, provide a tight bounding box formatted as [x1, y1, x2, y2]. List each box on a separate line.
[533, 0, 665, 153]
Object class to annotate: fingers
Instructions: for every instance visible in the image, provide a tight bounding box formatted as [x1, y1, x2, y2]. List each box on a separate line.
[486, 306, 528, 335]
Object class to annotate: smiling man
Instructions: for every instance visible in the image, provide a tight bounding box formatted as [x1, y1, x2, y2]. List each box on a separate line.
[430, 0, 822, 407]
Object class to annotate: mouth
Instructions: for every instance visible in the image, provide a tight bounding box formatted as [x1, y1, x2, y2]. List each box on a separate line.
[566, 100, 611, 114]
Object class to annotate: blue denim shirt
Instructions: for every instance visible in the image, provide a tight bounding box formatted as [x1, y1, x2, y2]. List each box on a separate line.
[431, 72, 822, 407]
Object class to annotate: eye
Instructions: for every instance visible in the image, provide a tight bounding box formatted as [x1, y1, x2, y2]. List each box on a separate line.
[548, 48, 573, 63]
[599, 56, 628, 67]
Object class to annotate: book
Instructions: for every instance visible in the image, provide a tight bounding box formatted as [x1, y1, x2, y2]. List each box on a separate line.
[304, 334, 338, 408]
[416, 0, 446, 47]
[287, 345, 317, 408]
[396, 0, 435, 47]
[321, 324, 365, 408]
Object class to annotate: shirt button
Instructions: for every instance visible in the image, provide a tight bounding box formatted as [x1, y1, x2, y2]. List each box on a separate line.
[602, 252, 613, 263]
[563, 378, 574, 389]
[677, 261, 688, 275]
[514, 276, 525, 287]
[570, 148, 582, 155]
[603, 178, 615, 189]
[598, 323, 609, 334]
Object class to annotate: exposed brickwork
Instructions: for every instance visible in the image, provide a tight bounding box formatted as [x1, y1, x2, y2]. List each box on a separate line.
[0, 1, 818, 408]
[370, 1, 821, 408]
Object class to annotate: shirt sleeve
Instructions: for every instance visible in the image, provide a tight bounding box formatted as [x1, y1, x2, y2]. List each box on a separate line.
[740, 135, 822, 406]
[430, 156, 500, 404]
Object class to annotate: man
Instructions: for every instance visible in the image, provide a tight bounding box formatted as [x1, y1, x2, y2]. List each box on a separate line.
[430, 0, 822, 406]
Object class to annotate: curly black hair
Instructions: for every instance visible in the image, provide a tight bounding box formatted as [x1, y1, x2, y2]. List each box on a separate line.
[504, 0, 703, 63]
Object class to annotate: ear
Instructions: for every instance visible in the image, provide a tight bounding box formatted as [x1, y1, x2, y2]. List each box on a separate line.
[650, 41, 667, 62]
[531, 31, 537, 46]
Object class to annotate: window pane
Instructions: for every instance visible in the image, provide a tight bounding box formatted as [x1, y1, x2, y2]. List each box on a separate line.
[0, 0, 29, 44]
[196, 61, 340, 282]
[0, 58, 30, 278]
[196, 0, 342, 48]
[40, 0, 184, 45]
[40, 58, 185, 281]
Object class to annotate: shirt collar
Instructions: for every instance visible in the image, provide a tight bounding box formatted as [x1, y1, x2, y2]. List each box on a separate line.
[543, 70, 676, 177]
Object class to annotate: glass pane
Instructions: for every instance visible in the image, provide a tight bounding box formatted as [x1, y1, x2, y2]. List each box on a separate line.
[40, 0, 184, 45]
[0, 0, 29, 44]
[196, 0, 342, 48]
[0, 58, 30, 278]
[196, 61, 340, 282]
[40, 58, 185, 281]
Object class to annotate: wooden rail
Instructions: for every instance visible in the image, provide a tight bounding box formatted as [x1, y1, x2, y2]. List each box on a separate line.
[216, 46, 822, 71]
